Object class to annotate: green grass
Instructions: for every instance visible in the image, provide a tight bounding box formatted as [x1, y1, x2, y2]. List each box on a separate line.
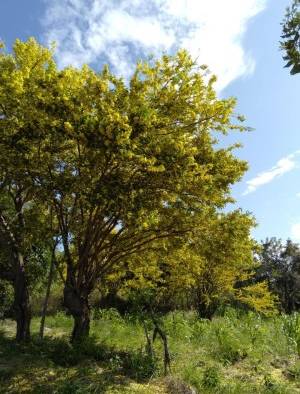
[1, 309, 300, 393]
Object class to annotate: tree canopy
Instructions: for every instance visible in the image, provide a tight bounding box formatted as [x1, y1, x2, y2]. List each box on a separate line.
[0, 38, 268, 341]
[257, 238, 300, 313]
[281, 0, 300, 74]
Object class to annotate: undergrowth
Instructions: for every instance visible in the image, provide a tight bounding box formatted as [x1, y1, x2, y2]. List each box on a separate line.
[1, 308, 300, 393]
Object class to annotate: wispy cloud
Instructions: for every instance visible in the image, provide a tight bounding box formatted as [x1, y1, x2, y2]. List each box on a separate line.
[41, 0, 267, 91]
[243, 151, 300, 195]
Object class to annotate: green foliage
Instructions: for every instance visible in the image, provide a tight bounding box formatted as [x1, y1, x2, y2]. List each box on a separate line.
[112, 210, 274, 321]
[54, 380, 83, 394]
[1, 310, 300, 393]
[31, 280, 64, 316]
[282, 313, 300, 355]
[213, 326, 248, 365]
[281, 0, 300, 74]
[122, 350, 158, 380]
[0, 280, 13, 318]
[0, 37, 255, 341]
[202, 366, 222, 389]
[257, 238, 300, 314]
[286, 360, 300, 380]
[48, 338, 84, 366]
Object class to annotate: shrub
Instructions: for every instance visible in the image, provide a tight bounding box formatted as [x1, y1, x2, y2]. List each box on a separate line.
[213, 326, 248, 365]
[54, 380, 83, 394]
[0, 367, 13, 382]
[122, 350, 158, 380]
[73, 335, 110, 362]
[182, 364, 203, 392]
[92, 307, 123, 323]
[49, 339, 83, 366]
[282, 313, 300, 355]
[202, 366, 222, 389]
[285, 360, 300, 380]
[0, 280, 13, 319]
[262, 375, 289, 394]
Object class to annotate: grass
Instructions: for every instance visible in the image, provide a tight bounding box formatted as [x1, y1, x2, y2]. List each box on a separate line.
[1, 308, 300, 393]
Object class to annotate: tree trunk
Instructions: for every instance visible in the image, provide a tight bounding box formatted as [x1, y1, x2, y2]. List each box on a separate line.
[39, 253, 55, 339]
[151, 313, 171, 375]
[64, 282, 90, 343]
[197, 300, 217, 320]
[13, 263, 31, 342]
[72, 305, 90, 342]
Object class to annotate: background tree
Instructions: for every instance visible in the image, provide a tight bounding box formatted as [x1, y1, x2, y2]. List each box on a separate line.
[257, 238, 300, 313]
[281, 0, 300, 74]
[118, 210, 275, 319]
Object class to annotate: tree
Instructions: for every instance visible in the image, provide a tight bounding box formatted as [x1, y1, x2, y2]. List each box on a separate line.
[281, 0, 300, 74]
[1, 39, 250, 342]
[118, 210, 275, 319]
[98, 211, 274, 374]
[189, 211, 275, 317]
[257, 238, 300, 313]
[0, 191, 52, 341]
[0, 39, 56, 341]
[48, 56, 251, 341]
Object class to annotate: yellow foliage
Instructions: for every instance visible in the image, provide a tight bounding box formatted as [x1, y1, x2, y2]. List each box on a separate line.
[235, 282, 277, 316]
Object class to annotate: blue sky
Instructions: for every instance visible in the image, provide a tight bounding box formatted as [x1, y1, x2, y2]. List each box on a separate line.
[0, 0, 299, 243]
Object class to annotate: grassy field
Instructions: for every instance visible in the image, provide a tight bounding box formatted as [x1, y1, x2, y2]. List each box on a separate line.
[1, 309, 300, 393]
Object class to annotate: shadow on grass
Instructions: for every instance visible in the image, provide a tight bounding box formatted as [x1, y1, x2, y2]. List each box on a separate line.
[0, 331, 157, 393]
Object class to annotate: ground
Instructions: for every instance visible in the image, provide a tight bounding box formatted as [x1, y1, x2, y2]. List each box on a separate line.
[1, 309, 300, 393]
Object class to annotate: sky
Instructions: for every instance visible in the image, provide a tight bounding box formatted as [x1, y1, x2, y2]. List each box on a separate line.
[0, 0, 299, 243]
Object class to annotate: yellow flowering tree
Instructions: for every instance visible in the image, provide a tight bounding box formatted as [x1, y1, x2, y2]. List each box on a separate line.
[1, 38, 251, 342]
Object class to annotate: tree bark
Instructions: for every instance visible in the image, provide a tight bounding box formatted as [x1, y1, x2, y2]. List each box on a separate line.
[151, 314, 171, 375]
[197, 300, 217, 320]
[13, 258, 31, 342]
[71, 304, 90, 342]
[63, 281, 91, 343]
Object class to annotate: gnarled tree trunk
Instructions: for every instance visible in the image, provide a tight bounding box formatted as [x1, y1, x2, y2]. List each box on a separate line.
[72, 302, 90, 342]
[64, 280, 91, 343]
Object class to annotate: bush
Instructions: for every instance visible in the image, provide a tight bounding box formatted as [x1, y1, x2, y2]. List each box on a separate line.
[282, 313, 300, 355]
[54, 380, 83, 394]
[164, 377, 196, 394]
[285, 360, 300, 380]
[0, 367, 13, 382]
[122, 350, 158, 380]
[182, 365, 202, 392]
[213, 325, 248, 365]
[202, 366, 222, 389]
[92, 307, 123, 322]
[263, 375, 286, 393]
[49, 338, 84, 366]
[73, 335, 110, 362]
[31, 281, 64, 316]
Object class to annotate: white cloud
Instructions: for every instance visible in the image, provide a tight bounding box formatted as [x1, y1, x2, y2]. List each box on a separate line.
[41, 0, 267, 90]
[291, 223, 300, 242]
[243, 151, 300, 195]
